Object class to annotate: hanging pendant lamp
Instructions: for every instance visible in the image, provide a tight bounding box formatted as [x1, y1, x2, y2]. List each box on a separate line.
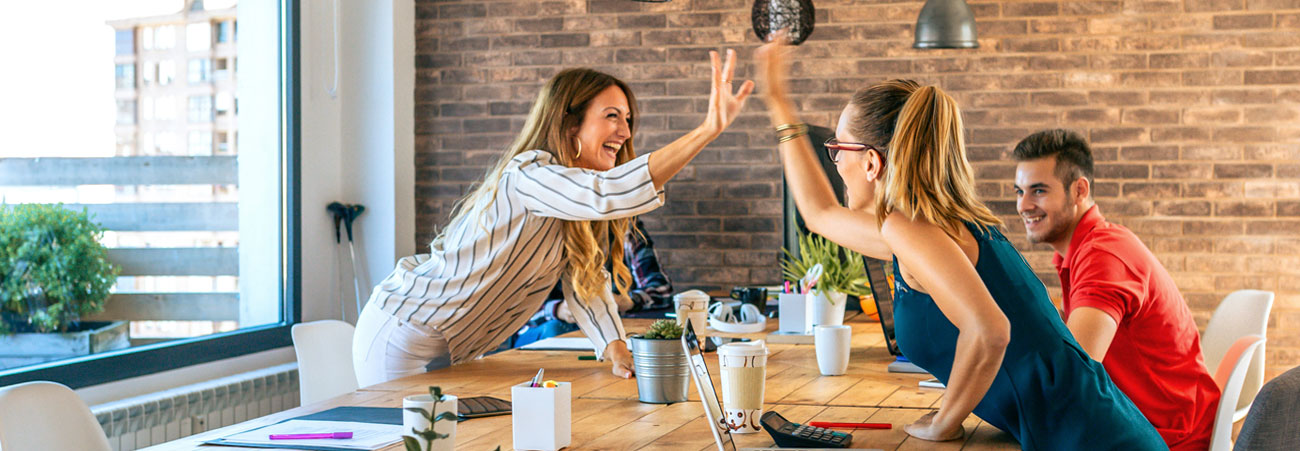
[914, 0, 979, 49]
[752, 0, 816, 45]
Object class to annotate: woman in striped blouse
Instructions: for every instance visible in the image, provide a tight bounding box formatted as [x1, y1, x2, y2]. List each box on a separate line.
[353, 50, 754, 386]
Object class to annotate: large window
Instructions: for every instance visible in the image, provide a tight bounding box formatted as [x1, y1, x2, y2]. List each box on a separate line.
[0, 0, 298, 388]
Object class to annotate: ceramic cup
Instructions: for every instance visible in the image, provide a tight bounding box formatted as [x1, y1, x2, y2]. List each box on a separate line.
[814, 325, 852, 376]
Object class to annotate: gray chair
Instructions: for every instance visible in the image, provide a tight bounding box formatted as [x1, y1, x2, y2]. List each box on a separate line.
[1234, 364, 1300, 451]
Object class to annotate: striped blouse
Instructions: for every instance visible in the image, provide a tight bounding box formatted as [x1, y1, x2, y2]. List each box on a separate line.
[368, 149, 665, 364]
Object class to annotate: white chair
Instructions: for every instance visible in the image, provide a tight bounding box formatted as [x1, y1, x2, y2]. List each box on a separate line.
[292, 319, 360, 405]
[1201, 289, 1274, 422]
[0, 381, 113, 451]
[1210, 335, 1267, 451]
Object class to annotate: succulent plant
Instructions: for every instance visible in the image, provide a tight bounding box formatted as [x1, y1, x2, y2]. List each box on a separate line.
[639, 319, 683, 340]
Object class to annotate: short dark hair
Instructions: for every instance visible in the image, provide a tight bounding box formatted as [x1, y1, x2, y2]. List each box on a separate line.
[1012, 129, 1094, 191]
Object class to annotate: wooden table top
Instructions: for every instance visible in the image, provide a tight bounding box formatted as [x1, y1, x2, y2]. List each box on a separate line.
[143, 314, 1019, 450]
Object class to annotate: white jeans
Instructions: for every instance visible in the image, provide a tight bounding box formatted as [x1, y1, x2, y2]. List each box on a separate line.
[352, 302, 451, 387]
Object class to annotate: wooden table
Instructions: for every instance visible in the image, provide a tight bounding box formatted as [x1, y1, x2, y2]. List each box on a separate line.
[144, 315, 1019, 450]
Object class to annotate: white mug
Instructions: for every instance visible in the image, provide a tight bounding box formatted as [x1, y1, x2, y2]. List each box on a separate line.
[403, 394, 457, 451]
[814, 325, 852, 376]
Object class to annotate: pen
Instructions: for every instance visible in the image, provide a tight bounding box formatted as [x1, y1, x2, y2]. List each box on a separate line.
[808, 422, 891, 430]
[578, 355, 597, 361]
[269, 432, 354, 440]
[529, 368, 545, 387]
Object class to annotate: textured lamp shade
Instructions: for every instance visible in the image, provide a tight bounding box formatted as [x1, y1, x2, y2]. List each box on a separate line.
[752, 0, 816, 45]
[914, 0, 979, 49]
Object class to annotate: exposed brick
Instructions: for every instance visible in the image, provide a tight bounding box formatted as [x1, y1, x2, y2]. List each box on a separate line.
[1216, 200, 1274, 216]
[1246, 70, 1300, 85]
[1213, 13, 1274, 29]
[1215, 163, 1274, 178]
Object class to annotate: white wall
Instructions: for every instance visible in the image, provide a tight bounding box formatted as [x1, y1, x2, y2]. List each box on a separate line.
[77, 0, 414, 404]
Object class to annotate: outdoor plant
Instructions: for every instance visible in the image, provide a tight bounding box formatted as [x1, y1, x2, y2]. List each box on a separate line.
[0, 204, 119, 334]
[781, 231, 870, 302]
[638, 319, 683, 340]
[403, 386, 458, 451]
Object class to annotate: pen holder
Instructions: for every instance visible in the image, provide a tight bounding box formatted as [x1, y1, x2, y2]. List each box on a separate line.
[512, 381, 571, 451]
[777, 293, 806, 334]
[403, 394, 457, 451]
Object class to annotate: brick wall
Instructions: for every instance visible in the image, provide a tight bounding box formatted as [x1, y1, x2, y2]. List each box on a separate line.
[414, 0, 1300, 378]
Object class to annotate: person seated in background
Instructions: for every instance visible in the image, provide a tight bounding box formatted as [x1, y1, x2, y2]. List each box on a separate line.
[509, 217, 673, 348]
[1012, 129, 1219, 451]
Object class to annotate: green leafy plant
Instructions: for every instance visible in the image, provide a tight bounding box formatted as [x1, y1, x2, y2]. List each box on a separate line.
[638, 319, 683, 340]
[403, 386, 460, 451]
[781, 232, 870, 302]
[0, 204, 119, 334]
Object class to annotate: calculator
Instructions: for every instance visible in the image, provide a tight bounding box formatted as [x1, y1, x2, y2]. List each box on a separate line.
[760, 411, 853, 448]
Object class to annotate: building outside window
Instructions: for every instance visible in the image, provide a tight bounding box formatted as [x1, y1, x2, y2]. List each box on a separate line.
[116, 100, 136, 124]
[216, 20, 234, 43]
[188, 58, 210, 84]
[189, 95, 213, 122]
[0, 0, 294, 388]
[187, 22, 211, 51]
[116, 63, 135, 89]
[115, 29, 134, 55]
[158, 61, 175, 85]
[188, 131, 213, 155]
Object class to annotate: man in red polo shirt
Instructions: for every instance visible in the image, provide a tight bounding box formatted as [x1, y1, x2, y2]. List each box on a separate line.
[1012, 129, 1219, 450]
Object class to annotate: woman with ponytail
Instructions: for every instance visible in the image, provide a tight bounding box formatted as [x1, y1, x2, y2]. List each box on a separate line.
[755, 38, 1165, 450]
[353, 51, 753, 386]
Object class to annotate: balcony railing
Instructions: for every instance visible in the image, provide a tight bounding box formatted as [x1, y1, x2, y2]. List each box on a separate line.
[0, 156, 239, 324]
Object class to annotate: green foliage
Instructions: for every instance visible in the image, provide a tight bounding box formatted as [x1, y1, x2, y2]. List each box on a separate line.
[780, 232, 870, 302]
[404, 386, 458, 451]
[639, 319, 683, 340]
[0, 204, 119, 334]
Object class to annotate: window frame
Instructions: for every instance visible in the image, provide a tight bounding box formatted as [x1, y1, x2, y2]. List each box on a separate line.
[0, 0, 301, 389]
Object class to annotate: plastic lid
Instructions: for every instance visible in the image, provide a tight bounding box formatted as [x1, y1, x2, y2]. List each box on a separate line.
[674, 289, 710, 302]
[718, 340, 768, 357]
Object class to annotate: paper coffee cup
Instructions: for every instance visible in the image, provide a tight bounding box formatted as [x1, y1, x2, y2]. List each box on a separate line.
[674, 290, 710, 332]
[717, 340, 768, 433]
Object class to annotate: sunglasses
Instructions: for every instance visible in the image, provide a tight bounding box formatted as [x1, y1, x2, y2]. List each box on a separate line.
[824, 138, 884, 163]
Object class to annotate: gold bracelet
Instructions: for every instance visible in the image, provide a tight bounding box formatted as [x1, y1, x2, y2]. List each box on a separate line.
[778, 131, 808, 144]
[774, 123, 807, 133]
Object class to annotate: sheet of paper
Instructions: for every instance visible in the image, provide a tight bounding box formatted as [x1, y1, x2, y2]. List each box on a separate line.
[517, 336, 596, 351]
[220, 419, 404, 450]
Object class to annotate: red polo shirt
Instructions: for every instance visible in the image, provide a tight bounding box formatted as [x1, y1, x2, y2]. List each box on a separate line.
[1053, 206, 1219, 451]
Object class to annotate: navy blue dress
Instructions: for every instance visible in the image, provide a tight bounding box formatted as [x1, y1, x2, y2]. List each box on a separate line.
[892, 222, 1167, 450]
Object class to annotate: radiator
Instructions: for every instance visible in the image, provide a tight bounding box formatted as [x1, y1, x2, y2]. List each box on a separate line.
[90, 363, 300, 451]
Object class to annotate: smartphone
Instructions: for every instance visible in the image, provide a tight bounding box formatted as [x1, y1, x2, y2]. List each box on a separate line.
[457, 396, 511, 419]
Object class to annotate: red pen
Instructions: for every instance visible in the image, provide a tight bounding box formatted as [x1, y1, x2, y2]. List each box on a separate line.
[269, 432, 354, 440]
[809, 422, 892, 430]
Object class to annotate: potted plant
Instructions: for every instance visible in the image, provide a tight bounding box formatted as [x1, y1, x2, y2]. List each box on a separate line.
[629, 319, 689, 404]
[0, 204, 123, 367]
[781, 232, 870, 331]
[403, 386, 458, 451]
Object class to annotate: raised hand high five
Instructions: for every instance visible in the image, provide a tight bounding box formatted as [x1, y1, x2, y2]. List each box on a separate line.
[701, 49, 755, 137]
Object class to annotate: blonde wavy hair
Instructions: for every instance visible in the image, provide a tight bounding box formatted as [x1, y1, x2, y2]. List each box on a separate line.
[434, 68, 638, 306]
[870, 83, 1001, 240]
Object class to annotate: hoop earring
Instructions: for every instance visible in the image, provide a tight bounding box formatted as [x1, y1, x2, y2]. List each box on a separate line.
[574, 140, 582, 160]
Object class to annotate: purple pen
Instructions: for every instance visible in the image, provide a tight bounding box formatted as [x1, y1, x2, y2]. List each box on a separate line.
[269, 432, 353, 440]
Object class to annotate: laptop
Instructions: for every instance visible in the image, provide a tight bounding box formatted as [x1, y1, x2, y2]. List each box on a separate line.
[862, 257, 927, 374]
[681, 319, 884, 451]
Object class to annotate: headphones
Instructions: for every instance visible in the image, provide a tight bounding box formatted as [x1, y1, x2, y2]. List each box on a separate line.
[708, 301, 766, 334]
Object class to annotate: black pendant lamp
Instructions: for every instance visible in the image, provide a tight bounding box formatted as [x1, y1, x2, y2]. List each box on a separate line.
[914, 0, 979, 49]
[752, 0, 816, 45]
